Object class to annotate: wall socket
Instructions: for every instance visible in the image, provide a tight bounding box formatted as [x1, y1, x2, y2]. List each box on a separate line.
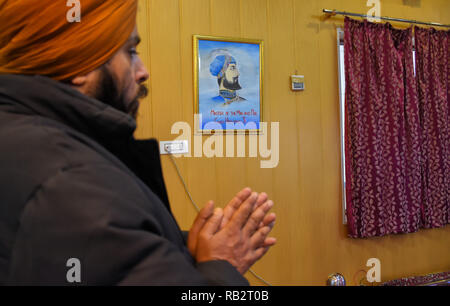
[403, 0, 421, 7]
[159, 140, 189, 155]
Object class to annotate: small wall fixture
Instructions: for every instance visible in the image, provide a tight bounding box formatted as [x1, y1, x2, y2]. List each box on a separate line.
[291, 75, 305, 91]
[326, 273, 347, 286]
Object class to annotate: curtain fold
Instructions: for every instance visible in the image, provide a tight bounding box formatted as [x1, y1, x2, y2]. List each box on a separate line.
[414, 27, 449, 228]
[344, 18, 422, 238]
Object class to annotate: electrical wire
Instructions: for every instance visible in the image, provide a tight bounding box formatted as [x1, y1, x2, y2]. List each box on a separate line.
[353, 269, 368, 286]
[167, 152, 273, 286]
[168, 153, 201, 212]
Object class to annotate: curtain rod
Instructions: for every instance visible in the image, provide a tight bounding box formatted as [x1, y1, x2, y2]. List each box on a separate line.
[323, 9, 450, 28]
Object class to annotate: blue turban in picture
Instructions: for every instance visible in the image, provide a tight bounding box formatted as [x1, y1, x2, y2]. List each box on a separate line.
[210, 55, 236, 78]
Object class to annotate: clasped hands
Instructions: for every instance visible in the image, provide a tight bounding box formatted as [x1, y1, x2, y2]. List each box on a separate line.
[188, 188, 276, 275]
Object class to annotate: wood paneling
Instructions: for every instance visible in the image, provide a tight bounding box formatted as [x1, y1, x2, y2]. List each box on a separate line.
[136, 0, 450, 285]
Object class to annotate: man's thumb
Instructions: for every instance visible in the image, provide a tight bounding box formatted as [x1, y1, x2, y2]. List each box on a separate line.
[188, 201, 215, 254]
[199, 208, 224, 238]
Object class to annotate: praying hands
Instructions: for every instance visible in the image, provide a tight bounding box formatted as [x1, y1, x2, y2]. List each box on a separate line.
[188, 188, 277, 275]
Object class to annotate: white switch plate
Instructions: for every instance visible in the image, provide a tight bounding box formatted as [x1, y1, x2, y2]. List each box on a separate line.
[160, 140, 189, 155]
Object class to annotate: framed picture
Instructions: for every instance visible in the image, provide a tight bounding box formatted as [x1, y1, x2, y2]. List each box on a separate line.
[193, 35, 263, 134]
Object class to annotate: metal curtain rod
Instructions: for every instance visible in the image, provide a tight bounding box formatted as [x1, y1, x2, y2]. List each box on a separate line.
[323, 9, 450, 28]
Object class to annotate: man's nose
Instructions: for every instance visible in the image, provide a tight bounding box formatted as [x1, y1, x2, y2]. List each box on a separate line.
[136, 58, 150, 84]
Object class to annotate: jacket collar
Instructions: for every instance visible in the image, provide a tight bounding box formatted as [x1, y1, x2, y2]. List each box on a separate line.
[0, 74, 137, 140]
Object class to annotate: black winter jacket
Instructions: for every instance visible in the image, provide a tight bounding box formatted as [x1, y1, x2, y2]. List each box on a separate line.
[0, 74, 248, 285]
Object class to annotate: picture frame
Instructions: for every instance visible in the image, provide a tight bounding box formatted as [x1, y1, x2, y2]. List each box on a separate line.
[193, 35, 263, 134]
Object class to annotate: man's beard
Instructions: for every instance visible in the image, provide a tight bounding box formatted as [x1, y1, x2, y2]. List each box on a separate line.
[222, 76, 242, 90]
[94, 66, 148, 120]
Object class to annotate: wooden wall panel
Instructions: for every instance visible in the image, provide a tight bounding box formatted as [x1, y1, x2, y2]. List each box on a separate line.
[260, 0, 301, 284]
[135, 0, 153, 139]
[292, 0, 328, 284]
[170, 0, 217, 230]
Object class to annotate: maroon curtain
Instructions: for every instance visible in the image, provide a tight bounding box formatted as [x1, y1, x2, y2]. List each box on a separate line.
[414, 27, 449, 228]
[344, 18, 422, 238]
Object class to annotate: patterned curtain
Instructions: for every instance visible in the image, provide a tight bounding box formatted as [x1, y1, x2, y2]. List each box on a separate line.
[344, 18, 422, 238]
[414, 27, 449, 228]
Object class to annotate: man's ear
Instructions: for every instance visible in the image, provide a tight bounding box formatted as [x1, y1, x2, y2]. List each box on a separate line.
[70, 75, 88, 87]
[71, 67, 103, 87]
[68, 69, 102, 98]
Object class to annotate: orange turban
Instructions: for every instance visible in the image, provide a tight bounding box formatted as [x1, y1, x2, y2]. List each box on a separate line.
[0, 0, 137, 81]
